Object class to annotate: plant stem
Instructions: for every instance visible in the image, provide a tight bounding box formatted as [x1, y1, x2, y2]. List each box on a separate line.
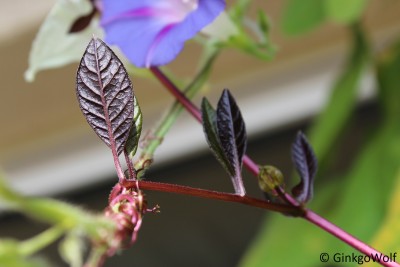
[305, 210, 399, 267]
[150, 67, 202, 122]
[19, 225, 65, 256]
[135, 50, 219, 172]
[124, 150, 136, 179]
[149, 66, 399, 267]
[136, 49, 219, 169]
[122, 180, 302, 215]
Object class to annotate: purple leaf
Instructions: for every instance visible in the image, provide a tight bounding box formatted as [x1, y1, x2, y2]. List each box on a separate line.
[216, 89, 247, 196]
[76, 38, 134, 156]
[201, 98, 235, 176]
[291, 131, 318, 203]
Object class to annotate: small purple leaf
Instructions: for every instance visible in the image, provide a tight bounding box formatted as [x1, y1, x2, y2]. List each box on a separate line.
[216, 89, 247, 196]
[291, 131, 318, 204]
[76, 38, 134, 156]
[201, 98, 235, 177]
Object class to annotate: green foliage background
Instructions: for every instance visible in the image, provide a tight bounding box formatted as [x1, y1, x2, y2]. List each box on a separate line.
[240, 1, 400, 266]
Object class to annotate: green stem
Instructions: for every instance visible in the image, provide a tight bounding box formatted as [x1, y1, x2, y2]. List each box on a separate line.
[19, 225, 65, 256]
[0, 176, 114, 240]
[135, 49, 220, 171]
[84, 245, 108, 267]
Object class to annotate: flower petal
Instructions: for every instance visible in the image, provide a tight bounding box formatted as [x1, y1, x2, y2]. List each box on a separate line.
[101, 0, 225, 67]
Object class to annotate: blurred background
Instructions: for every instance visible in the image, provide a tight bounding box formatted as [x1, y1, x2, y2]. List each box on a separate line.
[0, 0, 400, 266]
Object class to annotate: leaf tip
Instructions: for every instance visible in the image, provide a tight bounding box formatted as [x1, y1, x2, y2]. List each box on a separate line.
[291, 131, 318, 204]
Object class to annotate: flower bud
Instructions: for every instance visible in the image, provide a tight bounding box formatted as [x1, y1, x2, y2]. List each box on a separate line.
[258, 165, 284, 193]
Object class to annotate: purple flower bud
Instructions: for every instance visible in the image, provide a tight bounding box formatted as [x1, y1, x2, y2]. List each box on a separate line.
[101, 0, 225, 67]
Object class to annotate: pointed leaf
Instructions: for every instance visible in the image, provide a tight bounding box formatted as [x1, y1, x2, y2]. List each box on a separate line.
[125, 95, 143, 157]
[76, 38, 134, 155]
[291, 131, 318, 203]
[201, 98, 235, 176]
[216, 89, 247, 196]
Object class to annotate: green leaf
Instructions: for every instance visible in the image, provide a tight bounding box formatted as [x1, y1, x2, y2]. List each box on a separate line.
[25, 0, 103, 82]
[368, 170, 400, 258]
[281, 0, 325, 35]
[365, 43, 400, 256]
[201, 98, 235, 177]
[257, 10, 270, 37]
[59, 230, 85, 267]
[376, 41, 400, 118]
[309, 25, 369, 164]
[325, 0, 368, 24]
[221, 2, 275, 61]
[125, 95, 143, 158]
[229, 0, 251, 22]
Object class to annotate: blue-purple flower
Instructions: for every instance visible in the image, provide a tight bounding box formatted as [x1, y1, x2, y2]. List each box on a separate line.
[101, 0, 225, 68]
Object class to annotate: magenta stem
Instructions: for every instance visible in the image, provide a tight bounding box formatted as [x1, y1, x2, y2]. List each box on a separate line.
[149, 66, 399, 267]
[306, 210, 399, 267]
[150, 67, 201, 122]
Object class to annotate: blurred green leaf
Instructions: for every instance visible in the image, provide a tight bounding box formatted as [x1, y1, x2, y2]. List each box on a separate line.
[59, 230, 85, 267]
[376, 41, 400, 118]
[24, 0, 103, 82]
[364, 43, 400, 262]
[281, 0, 325, 35]
[229, 0, 251, 22]
[220, 2, 275, 60]
[366, 169, 400, 267]
[325, 0, 368, 24]
[309, 25, 369, 164]
[257, 10, 270, 41]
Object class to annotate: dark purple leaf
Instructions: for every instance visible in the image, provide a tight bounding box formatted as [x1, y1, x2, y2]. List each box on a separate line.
[76, 38, 134, 156]
[201, 98, 235, 176]
[291, 131, 318, 203]
[69, 7, 97, 33]
[216, 89, 247, 196]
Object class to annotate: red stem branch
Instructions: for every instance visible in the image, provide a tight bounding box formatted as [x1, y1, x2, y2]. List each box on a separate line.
[122, 180, 302, 215]
[149, 66, 399, 267]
